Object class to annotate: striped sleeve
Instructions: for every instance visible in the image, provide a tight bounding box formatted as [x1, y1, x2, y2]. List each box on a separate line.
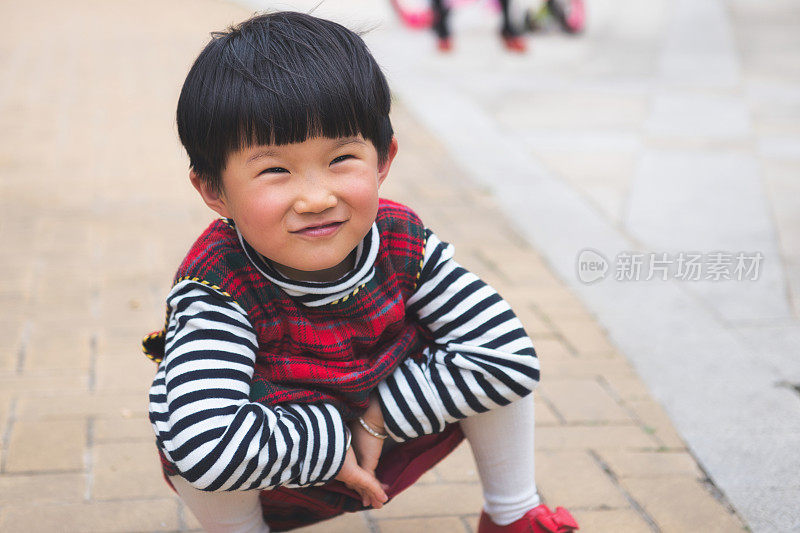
[376, 230, 540, 441]
[148, 280, 350, 491]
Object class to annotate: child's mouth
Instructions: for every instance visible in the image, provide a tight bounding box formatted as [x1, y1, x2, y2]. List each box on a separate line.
[292, 221, 343, 237]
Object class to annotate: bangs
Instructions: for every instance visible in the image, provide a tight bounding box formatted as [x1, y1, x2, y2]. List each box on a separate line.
[177, 12, 393, 188]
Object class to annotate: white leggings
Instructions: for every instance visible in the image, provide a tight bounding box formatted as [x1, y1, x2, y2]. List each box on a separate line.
[170, 394, 539, 532]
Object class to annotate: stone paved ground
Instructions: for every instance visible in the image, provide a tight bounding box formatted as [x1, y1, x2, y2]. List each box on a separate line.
[0, 0, 746, 531]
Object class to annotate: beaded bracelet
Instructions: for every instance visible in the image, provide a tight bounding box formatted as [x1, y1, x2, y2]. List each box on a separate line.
[357, 417, 388, 440]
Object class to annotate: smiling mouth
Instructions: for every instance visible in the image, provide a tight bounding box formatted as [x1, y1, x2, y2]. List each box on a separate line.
[292, 221, 344, 237]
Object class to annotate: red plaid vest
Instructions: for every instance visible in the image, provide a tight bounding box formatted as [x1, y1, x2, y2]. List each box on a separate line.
[143, 199, 431, 419]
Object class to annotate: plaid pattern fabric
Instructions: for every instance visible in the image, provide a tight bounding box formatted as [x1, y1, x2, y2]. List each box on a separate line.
[145, 199, 429, 419]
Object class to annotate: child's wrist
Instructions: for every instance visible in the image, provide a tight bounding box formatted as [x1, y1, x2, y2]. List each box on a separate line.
[366, 392, 386, 430]
[357, 416, 388, 440]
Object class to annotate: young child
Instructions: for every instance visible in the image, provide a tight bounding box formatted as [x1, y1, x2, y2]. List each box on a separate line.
[430, 0, 527, 52]
[143, 11, 578, 533]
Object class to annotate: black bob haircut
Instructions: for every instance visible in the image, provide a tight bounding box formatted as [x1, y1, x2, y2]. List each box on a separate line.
[177, 11, 393, 192]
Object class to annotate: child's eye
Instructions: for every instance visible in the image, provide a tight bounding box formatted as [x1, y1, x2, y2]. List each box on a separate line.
[260, 167, 288, 175]
[331, 155, 353, 165]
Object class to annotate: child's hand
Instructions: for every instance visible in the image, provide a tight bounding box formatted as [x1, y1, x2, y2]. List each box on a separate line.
[335, 446, 388, 509]
[349, 392, 388, 475]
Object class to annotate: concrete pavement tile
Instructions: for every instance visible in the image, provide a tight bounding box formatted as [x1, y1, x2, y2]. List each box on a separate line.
[368, 483, 483, 519]
[626, 150, 792, 324]
[181, 498, 204, 531]
[0, 498, 180, 532]
[541, 355, 636, 380]
[569, 184, 628, 228]
[786, 257, 800, 323]
[471, 248, 554, 287]
[440, 221, 522, 252]
[732, 1, 800, 83]
[571, 508, 652, 533]
[25, 296, 94, 327]
[431, 442, 478, 483]
[513, 306, 555, 339]
[413, 469, 440, 485]
[532, 149, 636, 224]
[734, 323, 800, 380]
[538, 379, 633, 424]
[758, 136, 800, 159]
[646, 93, 750, 139]
[21, 326, 93, 372]
[521, 130, 642, 154]
[0, 293, 29, 326]
[0, 472, 86, 504]
[95, 287, 162, 330]
[0, 369, 88, 393]
[695, 431, 800, 490]
[463, 513, 480, 532]
[494, 92, 648, 131]
[535, 425, 660, 450]
[620, 477, 745, 532]
[532, 338, 574, 361]
[601, 374, 654, 402]
[16, 392, 146, 421]
[627, 150, 767, 249]
[536, 450, 629, 509]
[376, 517, 467, 533]
[547, 318, 618, 357]
[5, 419, 86, 473]
[534, 396, 560, 426]
[456, 249, 498, 283]
[0, 319, 25, 372]
[0, 395, 10, 438]
[762, 158, 800, 312]
[658, 0, 740, 86]
[746, 80, 800, 136]
[720, 484, 800, 532]
[533, 150, 636, 189]
[529, 287, 591, 319]
[92, 441, 168, 500]
[625, 400, 688, 450]
[597, 450, 702, 478]
[93, 350, 160, 393]
[94, 417, 153, 443]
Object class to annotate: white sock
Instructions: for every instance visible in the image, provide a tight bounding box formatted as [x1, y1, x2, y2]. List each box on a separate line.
[169, 475, 270, 533]
[459, 393, 541, 526]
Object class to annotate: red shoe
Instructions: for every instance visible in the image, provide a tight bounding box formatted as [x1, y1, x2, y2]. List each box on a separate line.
[437, 37, 453, 52]
[501, 34, 527, 53]
[478, 504, 579, 533]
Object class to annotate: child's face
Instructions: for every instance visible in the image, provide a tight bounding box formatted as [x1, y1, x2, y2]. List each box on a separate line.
[192, 135, 397, 282]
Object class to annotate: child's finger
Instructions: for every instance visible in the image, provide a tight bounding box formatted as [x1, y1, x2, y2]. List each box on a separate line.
[347, 462, 388, 508]
[371, 484, 388, 508]
[359, 481, 387, 509]
[368, 489, 385, 509]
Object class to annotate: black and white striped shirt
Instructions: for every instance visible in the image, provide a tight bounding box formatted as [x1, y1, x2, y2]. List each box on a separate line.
[148, 227, 539, 491]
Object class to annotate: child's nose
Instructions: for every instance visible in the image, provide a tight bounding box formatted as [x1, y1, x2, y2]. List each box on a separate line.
[293, 183, 338, 214]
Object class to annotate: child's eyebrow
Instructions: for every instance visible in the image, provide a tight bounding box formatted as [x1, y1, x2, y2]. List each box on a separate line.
[245, 138, 365, 166]
[333, 137, 366, 149]
[246, 149, 280, 165]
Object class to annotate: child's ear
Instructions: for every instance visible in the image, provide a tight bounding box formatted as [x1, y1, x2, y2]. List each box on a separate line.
[190, 170, 232, 218]
[377, 136, 399, 187]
